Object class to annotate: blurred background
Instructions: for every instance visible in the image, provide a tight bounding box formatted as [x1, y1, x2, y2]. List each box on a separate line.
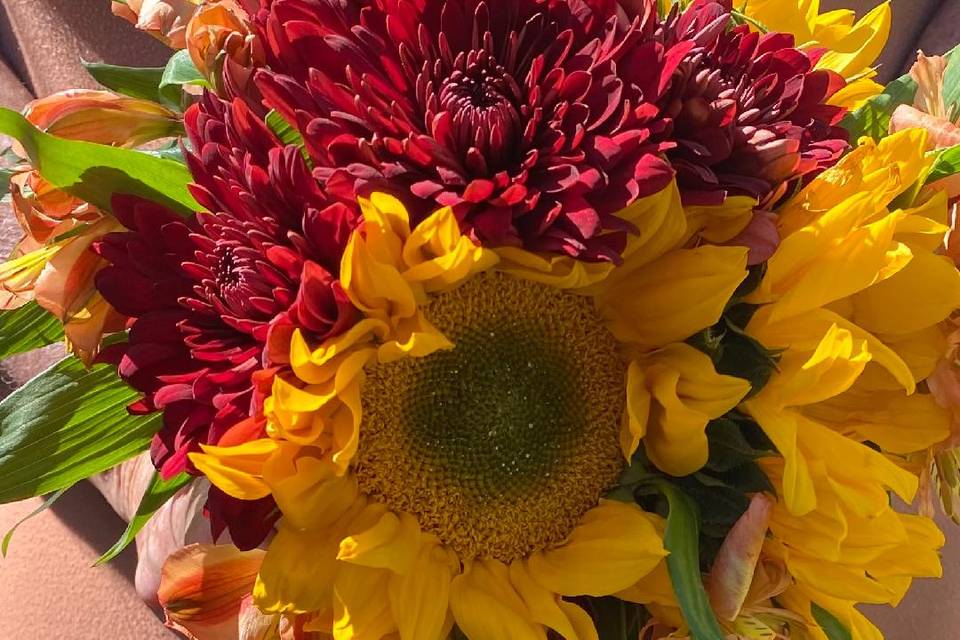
[0, 0, 958, 637]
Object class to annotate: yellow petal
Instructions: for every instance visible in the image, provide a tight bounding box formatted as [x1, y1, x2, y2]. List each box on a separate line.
[189, 439, 279, 501]
[255, 524, 340, 615]
[509, 561, 599, 640]
[620, 361, 651, 460]
[494, 247, 614, 290]
[388, 539, 458, 640]
[263, 447, 359, 531]
[743, 399, 817, 516]
[758, 198, 909, 324]
[596, 246, 748, 349]
[401, 206, 499, 292]
[748, 306, 915, 394]
[640, 344, 751, 476]
[852, 252, 960, 335]
[450, 559, 544, 640]
[341, 226, 418, 321]
[770, 323, 870, 408]
[683, 196, 756, 244]
[338, 507, 422, 574]
[615, 558, 675, 607]
[816, 3, 891, 79]
[805, 388, 951, 455]
[619, 181, 688, 268]
[526, 500, 666, 596]
[332, 562, 397, 640]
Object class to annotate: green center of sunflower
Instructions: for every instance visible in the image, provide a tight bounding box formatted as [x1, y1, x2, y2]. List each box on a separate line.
[357, 271, 627, 561]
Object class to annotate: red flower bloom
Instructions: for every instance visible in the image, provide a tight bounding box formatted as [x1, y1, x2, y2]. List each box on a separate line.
[94, 95, 358, 546]
[656, 0, 849, 207]
[250, 0, 688, 261]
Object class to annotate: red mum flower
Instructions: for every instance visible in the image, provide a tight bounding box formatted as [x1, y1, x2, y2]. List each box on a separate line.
[251, 0, 688, 261]
[655, 0, 849, 207]
[94, 95, 358, 546]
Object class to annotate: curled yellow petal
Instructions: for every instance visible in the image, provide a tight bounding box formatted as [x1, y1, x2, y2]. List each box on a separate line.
[189, 439, 279, 501]
[638, 343, 751, 476]
[596, 245, 748, 349]
[526, 500, 666, 597]
[338, 506, 422, 574]
[449, 559, 543, 640]
[388, 539, 458, 640]
[262, 446, 359, 531]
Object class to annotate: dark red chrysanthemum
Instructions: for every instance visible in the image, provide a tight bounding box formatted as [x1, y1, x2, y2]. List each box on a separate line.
[94, 95, 358, 546]
[654, 0, 849, 207]
[249, 0, 690, 261]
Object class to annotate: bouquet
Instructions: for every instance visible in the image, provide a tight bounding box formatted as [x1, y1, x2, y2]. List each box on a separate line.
[2, 0, 960, 638]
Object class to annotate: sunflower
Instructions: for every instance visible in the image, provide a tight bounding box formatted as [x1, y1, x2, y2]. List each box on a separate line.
[730, 128, 958, 637]
[190, 180, 753, 639]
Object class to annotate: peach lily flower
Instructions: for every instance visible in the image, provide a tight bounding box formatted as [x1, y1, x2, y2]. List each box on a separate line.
[889, 52, 960, 199]
[111, 0, 202, 49]
[0, 89, 180, 361]
[186, 0, 263, 94]
[159, 544, 321, 640]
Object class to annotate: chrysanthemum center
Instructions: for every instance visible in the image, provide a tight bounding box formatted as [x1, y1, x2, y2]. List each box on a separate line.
[357, 272, 627, 561]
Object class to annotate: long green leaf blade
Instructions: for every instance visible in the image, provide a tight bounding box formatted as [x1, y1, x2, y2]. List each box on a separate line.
[811, 603, 853, 640]
[1, 486, 70, 556]
[656, 481, 726, 640]
[0, 302, 64, 360]
[0, 356, 159, 503]
[927, 144, 960, 184]
[83, 61, 167, 104]
[0, 108, 199, 216]
[96, 471, 192, 565]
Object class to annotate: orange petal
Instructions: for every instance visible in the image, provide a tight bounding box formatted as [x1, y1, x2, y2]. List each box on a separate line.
[23, 89, 182, 148]
[704, 493, 774, 621]
[159, 543, 265, 640]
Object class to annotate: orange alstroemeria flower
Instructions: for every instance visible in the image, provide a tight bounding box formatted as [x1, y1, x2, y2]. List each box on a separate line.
[186, 0, 262, 93]
[0, 89, 181, 360]
[23, 89, 182, 148]
[111, 0, 202, 49]
[159, 544, 322, 640]
[889, 52, 960, 199]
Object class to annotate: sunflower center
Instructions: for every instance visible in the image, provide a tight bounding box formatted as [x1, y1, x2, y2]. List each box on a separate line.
[357, 271, 627, 561]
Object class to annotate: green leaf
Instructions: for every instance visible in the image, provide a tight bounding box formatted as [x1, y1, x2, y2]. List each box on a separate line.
[840, 73, 917, 142]
[96, 471, 192, 565]
[265, 109, 312, 167]
[654, 481, 726, 640]
[842, 43, 960, 142]
[593, 596, 645, 640]
[83, 60, 167, 104]
[0, 302, 65, 360]
[159, 50, 209, 107]
[942, 52, 960, 121]
[811, 603, 853, 640]
[0, 107, 200, 216]
[0, 356, 160, 504]
[705, 417, 775, 472]
[926, 144, 960, 185]
[1, 486, 70, 556]
[0, 166, 13, 200]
